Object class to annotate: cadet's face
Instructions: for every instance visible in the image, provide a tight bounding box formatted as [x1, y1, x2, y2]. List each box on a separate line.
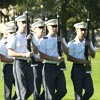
[17, 21, 26, 32]
[47, 25, 57, 36]
[76, 28, 86, 40]
[34, 26, 44, 38]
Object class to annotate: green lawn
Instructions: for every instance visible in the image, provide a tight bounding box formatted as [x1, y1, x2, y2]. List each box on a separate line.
[0, 52, 100, 100]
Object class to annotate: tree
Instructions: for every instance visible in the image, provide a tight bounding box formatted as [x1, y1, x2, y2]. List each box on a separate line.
[0, 0, 99, 29]
[0, 0, 16, 8]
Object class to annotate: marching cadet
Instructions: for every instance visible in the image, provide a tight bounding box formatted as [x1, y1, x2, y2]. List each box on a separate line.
[31, 20, 45, 100]
[39, 19, 68, 100]
[0, 21, 17, 100]
[67, 22, 95, 99]
[6, 14, 34, 100]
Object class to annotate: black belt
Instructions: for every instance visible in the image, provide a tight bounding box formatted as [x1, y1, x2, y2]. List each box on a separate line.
[36, 62, 42, 64]
[16, 59, 31, 63]
[73, 63, 84, 66]
[45, 63, 59, 66]
[3, 63, 13, 66]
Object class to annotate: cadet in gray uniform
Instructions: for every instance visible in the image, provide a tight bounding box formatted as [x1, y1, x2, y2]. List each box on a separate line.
[31, 20, 45, 100]
[0, 21, 17, 100]
[39, 19, 68, 100]
[7, 14, 34, 100]
[67, 22, 95, 100]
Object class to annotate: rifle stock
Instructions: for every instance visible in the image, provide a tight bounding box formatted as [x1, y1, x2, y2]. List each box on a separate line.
[84, 16, 92, 73]
[57, 11, 66, 70]
[25, 8, 31, 51]
[25, 8, 38, 67]
[44, 15, 48, 35]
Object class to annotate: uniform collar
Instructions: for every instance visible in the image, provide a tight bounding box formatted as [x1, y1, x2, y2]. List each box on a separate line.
[47, 34, 57, 38]
[34, 35, 40, 41]
[74, 37, 85, 43]
[17, 31, 26, 36]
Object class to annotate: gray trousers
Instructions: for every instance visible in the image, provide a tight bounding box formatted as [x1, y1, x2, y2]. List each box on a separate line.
[33, 62, 43, 100]
[3, 63, 17, 100]
[13, 59, 34, 100]
[71, 63, 94, 100]
[42, 63, 67, 100]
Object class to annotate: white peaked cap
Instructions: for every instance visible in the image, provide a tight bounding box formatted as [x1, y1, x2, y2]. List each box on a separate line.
[45, 19, 58, 26]
[74, 22, 87, 29]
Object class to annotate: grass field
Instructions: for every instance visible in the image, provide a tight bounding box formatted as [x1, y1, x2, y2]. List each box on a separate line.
[0, 51, 100, 100]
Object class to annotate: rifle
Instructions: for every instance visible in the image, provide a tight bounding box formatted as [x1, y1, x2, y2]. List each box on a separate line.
[57, 11, 66, 70]
[25, 8, 31, 51]
[44, 15, 48, 35]
[84, 13, 92, 73]
[25, 8, 38, 67]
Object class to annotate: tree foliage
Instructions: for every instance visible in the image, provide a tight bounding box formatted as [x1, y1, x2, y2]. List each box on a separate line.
[0, 0, 16, 8]
[0, 0, 100, 29]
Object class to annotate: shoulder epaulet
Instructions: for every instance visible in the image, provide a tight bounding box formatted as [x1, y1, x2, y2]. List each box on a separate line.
[4, 42, 7, 44]
[13, 33, 17, 35]
[4, 37, 7, 39]
[43, 36, 48, 39]
[3, 38, 7, 44]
